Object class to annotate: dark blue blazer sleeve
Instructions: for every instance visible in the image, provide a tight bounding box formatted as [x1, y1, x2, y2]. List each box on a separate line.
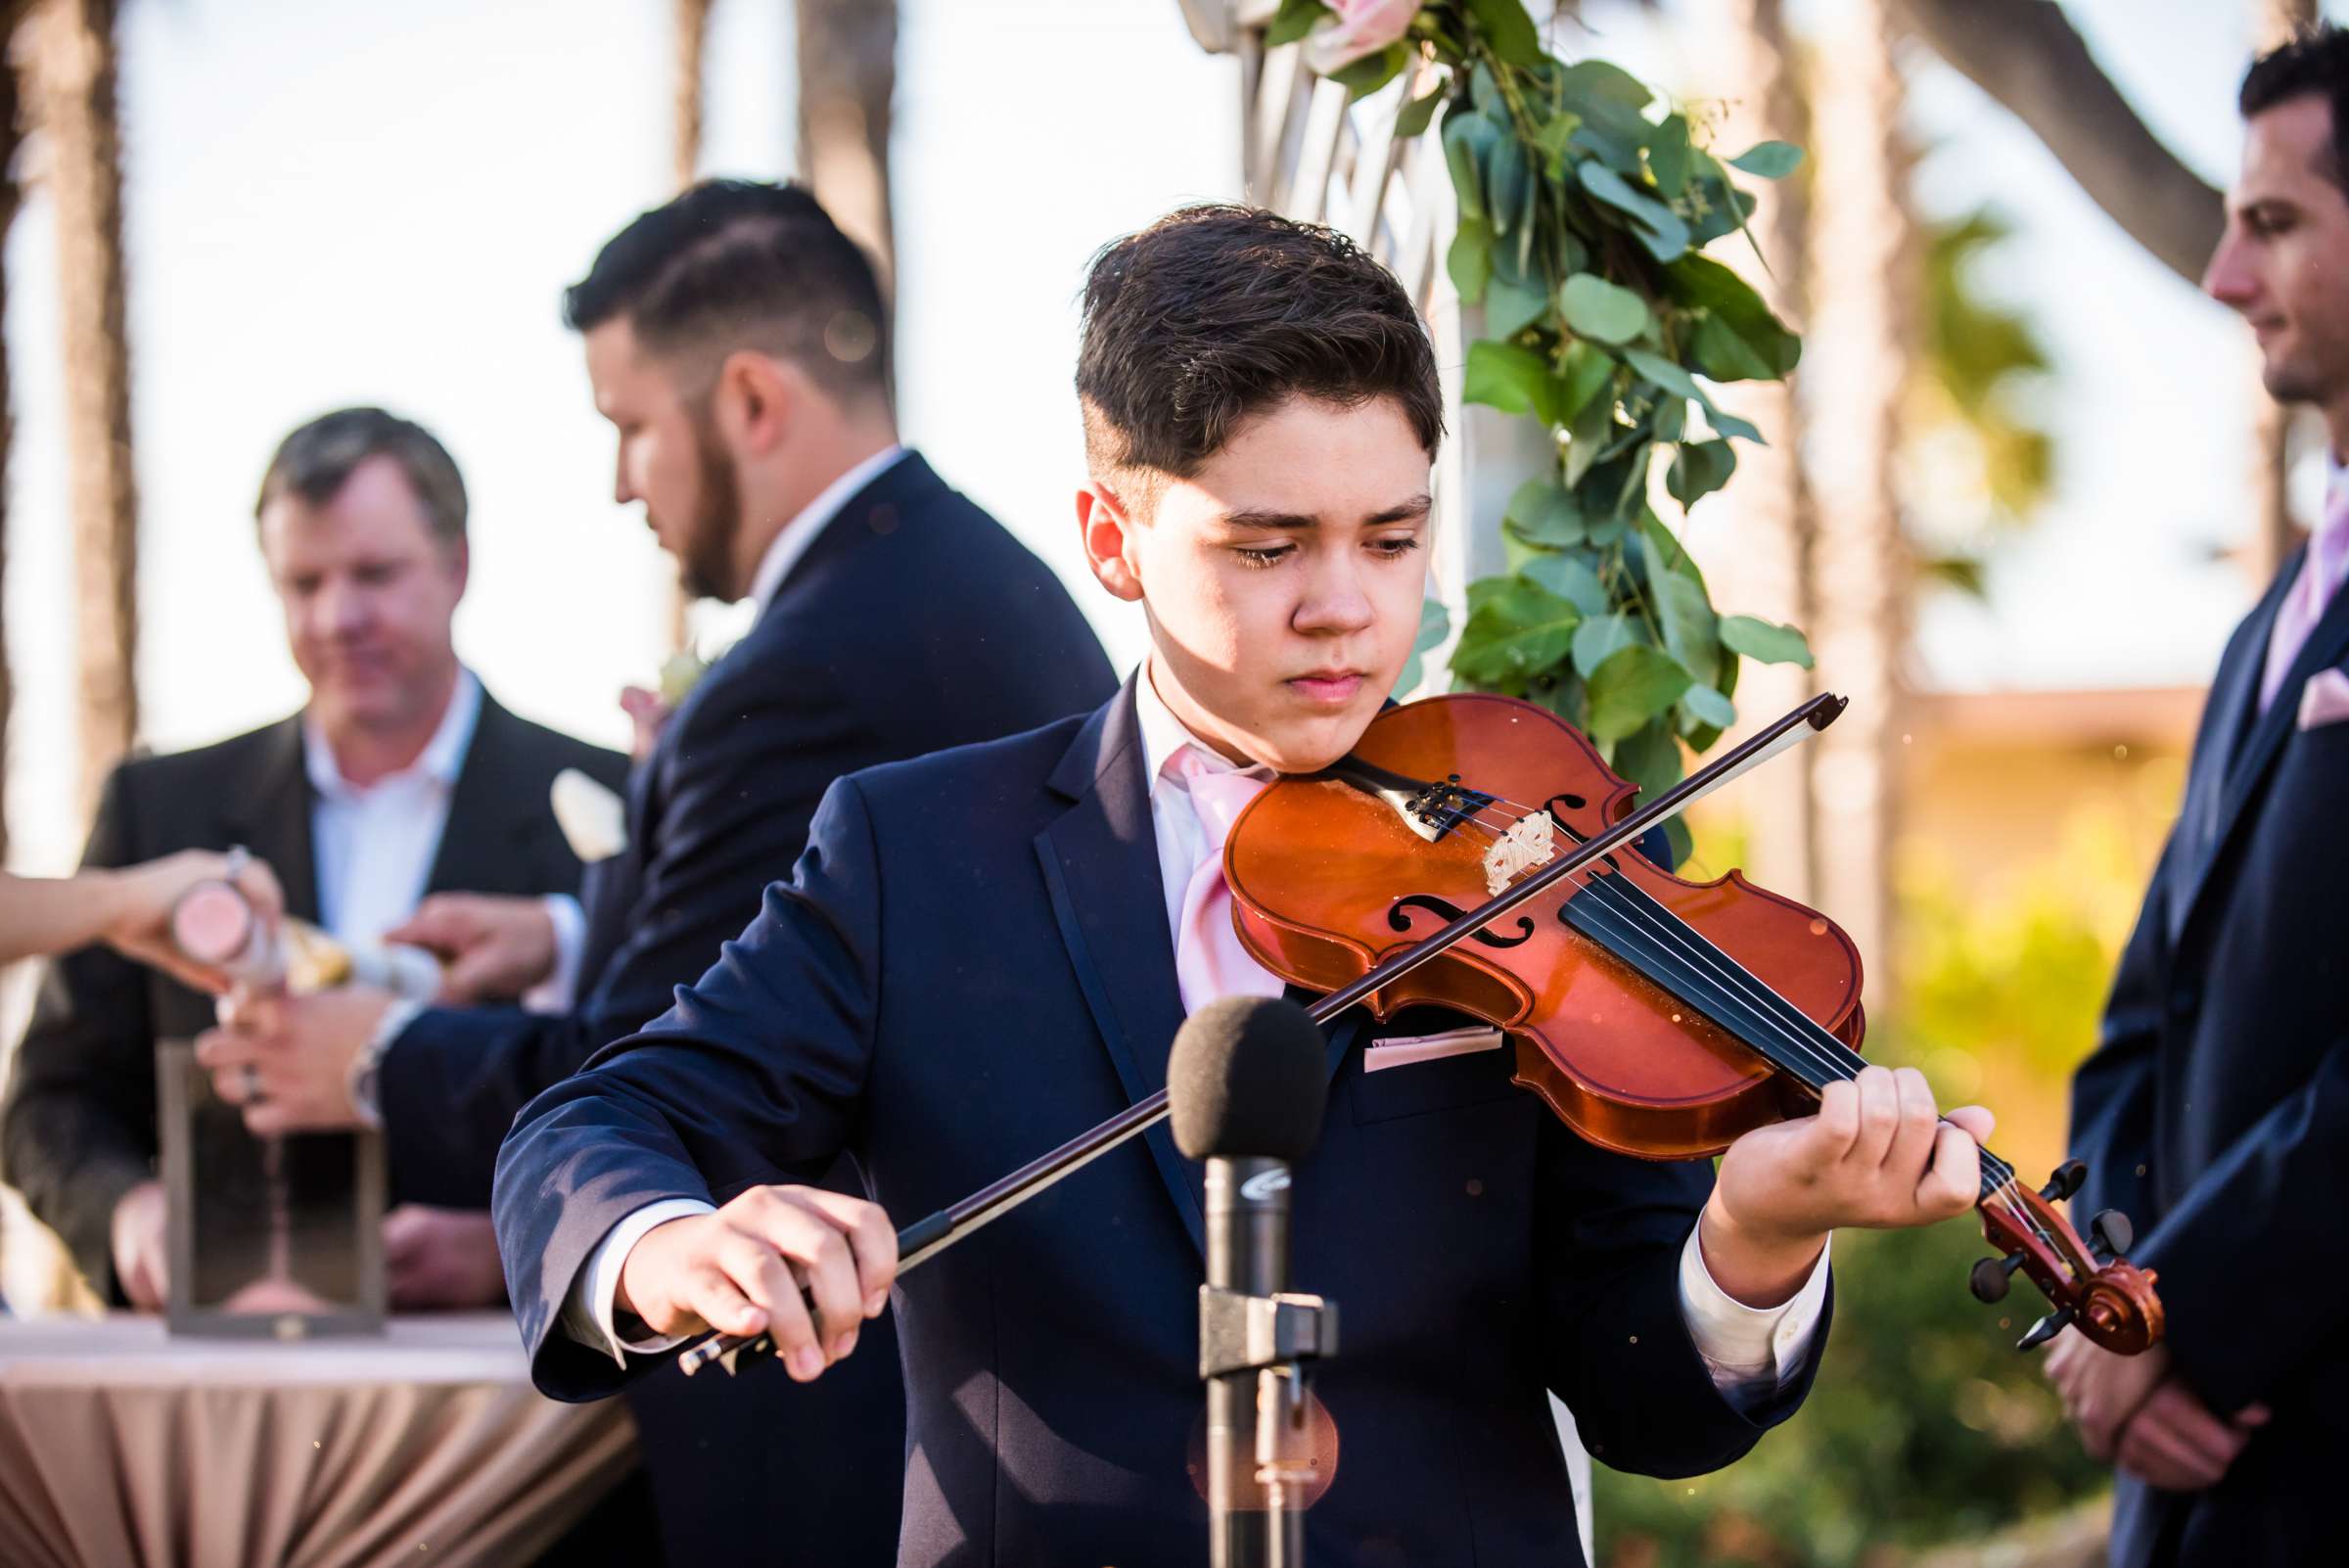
[493, 774, 886, 1403]
[1533, 1122, 1826, 1477]
[384, 659, 870, 1208]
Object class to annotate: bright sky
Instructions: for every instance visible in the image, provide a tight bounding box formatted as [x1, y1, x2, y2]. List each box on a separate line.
[1, 0, 2337, 874]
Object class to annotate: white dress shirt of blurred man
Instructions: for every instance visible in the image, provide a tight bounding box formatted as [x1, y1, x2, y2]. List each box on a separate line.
[0, 407, 625, 1312]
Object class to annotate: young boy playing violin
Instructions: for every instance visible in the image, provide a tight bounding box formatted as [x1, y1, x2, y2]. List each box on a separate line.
[494, 206, 1993, 1568]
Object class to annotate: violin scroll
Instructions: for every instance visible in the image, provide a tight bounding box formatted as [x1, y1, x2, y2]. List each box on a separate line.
[1976, 1165, 2164, 1356]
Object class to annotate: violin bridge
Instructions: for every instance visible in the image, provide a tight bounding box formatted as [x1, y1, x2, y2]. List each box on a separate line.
[1483, 810, 1557, 896]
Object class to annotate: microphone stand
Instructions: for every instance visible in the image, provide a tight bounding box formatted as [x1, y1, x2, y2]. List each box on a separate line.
[1198, 1157, 1335, 1568]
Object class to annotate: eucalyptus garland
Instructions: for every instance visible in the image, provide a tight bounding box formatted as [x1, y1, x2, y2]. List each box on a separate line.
[1273, 0, 1816, 856]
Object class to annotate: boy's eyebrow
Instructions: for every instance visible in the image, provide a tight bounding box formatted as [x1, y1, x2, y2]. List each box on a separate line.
[1216, 493, 1435, 530]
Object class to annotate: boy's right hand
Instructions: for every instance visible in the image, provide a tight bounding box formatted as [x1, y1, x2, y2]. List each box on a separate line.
[618, 1185, 897, 1382]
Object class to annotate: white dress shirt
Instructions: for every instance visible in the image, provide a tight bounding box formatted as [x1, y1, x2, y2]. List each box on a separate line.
[305, 669, 584, 1016]
[566, 662, 1829, 1403]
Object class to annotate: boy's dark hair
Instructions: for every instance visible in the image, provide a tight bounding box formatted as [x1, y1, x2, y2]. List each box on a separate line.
[2242, 23, 2349, 199]
[1076, 206, 1443, 502]
[254, 406, 467, 550]
[564, 178, 889, 401]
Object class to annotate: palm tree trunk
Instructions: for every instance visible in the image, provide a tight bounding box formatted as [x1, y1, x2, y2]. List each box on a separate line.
[1705, 0, 1818, 902]
[1802, 0, 1915, 989]
[0, 36, 22, 863]
[31, 0, 138, 827]
[795, 0, 897, 395]
[668, 0, 713, 647]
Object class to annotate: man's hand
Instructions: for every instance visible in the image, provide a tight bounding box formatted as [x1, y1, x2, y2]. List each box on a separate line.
[1702, 1065, 1991, 1307]
[618, 1185, 896, 1383]
[384, 1205, 507, 1309]
[110, 1179, 168, 1311]
[385, 894, 556, 1004]
[195, 985, 394, 1133]
[2044, 1329, 2270, 1492]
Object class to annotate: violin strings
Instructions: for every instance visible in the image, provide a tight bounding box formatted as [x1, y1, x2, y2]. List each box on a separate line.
[1570, 870, 2059, 1253]
[1425, 802, 2057, 1253]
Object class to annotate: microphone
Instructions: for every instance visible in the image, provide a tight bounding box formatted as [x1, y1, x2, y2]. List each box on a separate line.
[1169, 995, 1335, 1568]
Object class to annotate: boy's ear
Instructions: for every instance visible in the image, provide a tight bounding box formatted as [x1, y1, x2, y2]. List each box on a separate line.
[1076, 484, 1145, 603]
[712, 348, 800, 456]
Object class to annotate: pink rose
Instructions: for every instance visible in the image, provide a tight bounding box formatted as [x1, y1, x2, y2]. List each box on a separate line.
[1302, 0, 1419, 75]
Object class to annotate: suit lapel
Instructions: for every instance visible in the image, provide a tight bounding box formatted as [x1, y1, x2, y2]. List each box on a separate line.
[220, 716, 320, 924]
[2169, 549, 2349, 944]
[425, 692, 535, 898]
[1034, 678, 1204, 1251]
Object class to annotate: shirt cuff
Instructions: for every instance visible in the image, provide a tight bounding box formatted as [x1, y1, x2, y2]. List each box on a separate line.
[1676, 1224, 1830, 1408]
[525, 895, 587, 1014]
[561, 1197, 718, 1366]
[347, 997, 428, 1130]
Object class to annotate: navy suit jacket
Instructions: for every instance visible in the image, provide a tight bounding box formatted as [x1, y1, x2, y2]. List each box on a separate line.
[495, 676, 1822, 1568]
[2070, 546, 2349, 1568]
[394, 452, 1113, 1565]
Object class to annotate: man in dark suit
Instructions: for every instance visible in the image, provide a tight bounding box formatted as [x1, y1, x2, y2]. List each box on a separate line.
[493, 206, 1996, 1568]
[198, 182, 1114, 1566]
[2, 406, 627, 1314]
[2052, 28, 2349, 1568]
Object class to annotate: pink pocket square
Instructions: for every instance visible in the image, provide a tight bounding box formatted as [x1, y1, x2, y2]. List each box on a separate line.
[2298, 668, 2349, 731]
[1362, 1025, 1505, 1073]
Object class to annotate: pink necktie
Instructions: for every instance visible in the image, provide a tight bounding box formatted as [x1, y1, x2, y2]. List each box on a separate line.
[1172, 746, 1285, 1016]
[2260, 477, 2349, 713]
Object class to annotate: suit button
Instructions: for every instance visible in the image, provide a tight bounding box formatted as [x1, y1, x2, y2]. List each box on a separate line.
[2167, 985, 2198, 1018]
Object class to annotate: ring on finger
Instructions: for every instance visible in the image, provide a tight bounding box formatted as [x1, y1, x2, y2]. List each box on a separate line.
[240, 1063, 261, 1101]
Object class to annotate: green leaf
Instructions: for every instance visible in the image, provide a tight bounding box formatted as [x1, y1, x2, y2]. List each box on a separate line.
[1447, 218, 1492, 304]
[1462, 340, 1550, 417]
[1624, 347, 1763, 445]
[1666, 438, 1738, 508]
[1641, 527, 1719, 690]
[1689, 314, 1776, 383]
[1393, 595, 1452, 698]
[1464, 0, 1543, 68]
[1555, 340, 1616, 425]
[1451, 578, 1582, 687]
[1266, 0, 1330, 49]
[1572, 613, 1643, 677]
[1585, 644, 1693, 744]
[1681, 683, 1736, 730]
[1555, 60, 1652, 112]
[1443, 112, 1501, 223]
[1330, 41, 1410, 99]
[1668, 254, 1801, 378]
[1610, 720, 1690, 864]
[1651, 395, 1686, 445]
[1505, 477, 1587, 547]
[1729, 140, 1805, 179]
[1561, 392, 1615, 488]
[1559, 273, 1651, 346]
[1485, 274, 1549, 340]
[1575, 160, 1690, 263]
[1718, 613, 1815, 669]
[1524, 552, 1609, 617]
[1648, 114, 1693, 199]
[1530, 110, 1581, 177]
[1394, 85, 1446, 140]
[1487, 134, 1531, 237]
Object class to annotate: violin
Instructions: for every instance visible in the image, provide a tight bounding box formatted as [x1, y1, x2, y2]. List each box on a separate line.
[1224, 691, 2162, 1356]
[677, 691, 2161, 1378]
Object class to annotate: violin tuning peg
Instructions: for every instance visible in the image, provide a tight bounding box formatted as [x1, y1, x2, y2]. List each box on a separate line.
[2039, 1159, 2087, 1204]
[2016, 1307, 2073, 1353]
[1969, 1250, 2025, 1304]
[2088, 1209, 2133, 1260]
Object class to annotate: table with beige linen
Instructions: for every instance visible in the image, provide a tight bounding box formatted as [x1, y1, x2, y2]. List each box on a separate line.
[0, 1312, 636, 1568]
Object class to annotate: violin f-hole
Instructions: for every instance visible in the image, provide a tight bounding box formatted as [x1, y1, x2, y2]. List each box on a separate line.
[1388, 896, 1535, 948]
